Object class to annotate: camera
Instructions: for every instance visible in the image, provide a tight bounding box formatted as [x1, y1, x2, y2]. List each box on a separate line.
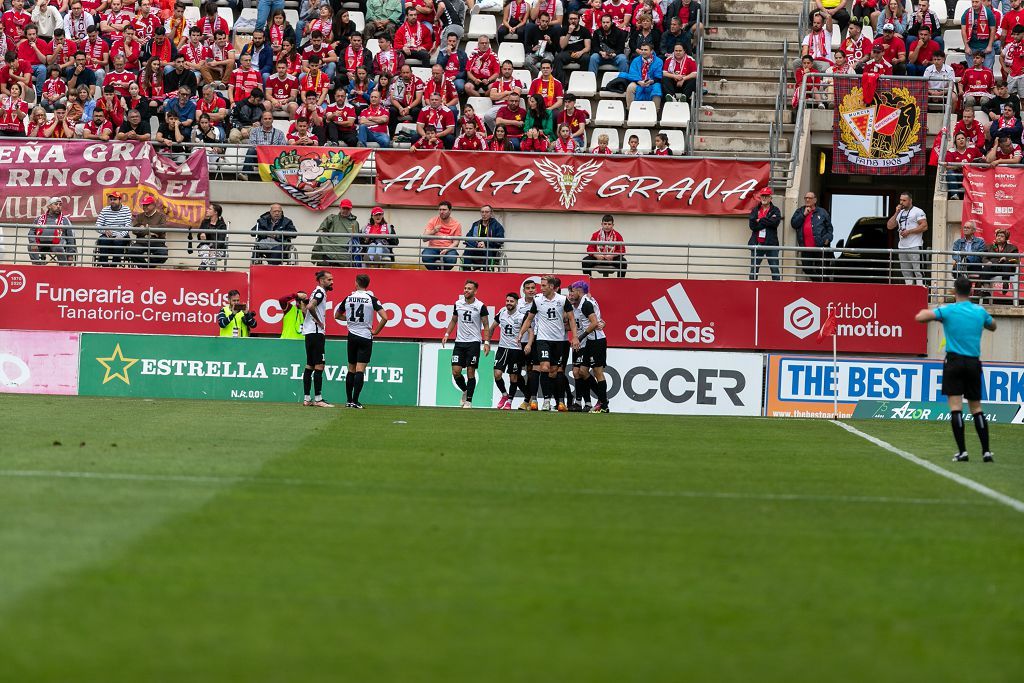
[233, 302, 246, 312]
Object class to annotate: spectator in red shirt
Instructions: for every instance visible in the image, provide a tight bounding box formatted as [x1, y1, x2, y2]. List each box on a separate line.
[964, 50, 995, 107]
[228, 52, 261, 103]
[415, 90, 455, 147]
[873, 22, 907, 74]
[945, 131, 980, 197]
[1001, 24, 1024, 99]
[17, 24, 50, 96]
[0, 50, 32, 97]
[42, 101, 74, 137]
[423, 62, 459, 110]
[955, 105, 987, 151]
[907, 25, 939, 75]
[842, 21, 872, 71]
[464, 35, 500, 97]
[325, 87, 357, 146]
[661, 42, 696, 103]
[582, 214, 627, 278]
[111, 23, 143, 72]
[861, 43, 893, 78]
[453, 118, 487, 149]
[0, 81, 28, 135]
[528, 58, 563, 109]
[487, 123, 514, 150]
[82, 106, 114, 140]
[651, 131, 672, 155]
[265, 59, 298, 116]
[555, 92, 587, 145]
[393, 13, 432, 64]
[3, 0, 33, 48]
[494, 89, 526, 149]
[357, 89, 391, 147]
[412, 123, 444, 149]
[591, 131, 613, 154]
[102, 53, 135, 99]
[286, 116, 318, 145]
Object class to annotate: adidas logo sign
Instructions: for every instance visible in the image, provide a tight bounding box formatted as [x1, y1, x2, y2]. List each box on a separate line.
[627, 283, 716, 344]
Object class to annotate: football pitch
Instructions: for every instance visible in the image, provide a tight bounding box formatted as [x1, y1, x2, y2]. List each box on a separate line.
[1, 395, 1022, 682]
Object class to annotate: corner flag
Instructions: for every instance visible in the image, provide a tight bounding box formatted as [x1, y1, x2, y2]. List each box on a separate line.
[817, 311, 838, 343]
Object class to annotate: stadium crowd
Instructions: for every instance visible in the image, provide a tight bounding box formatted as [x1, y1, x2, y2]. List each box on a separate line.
[0, 0, 704, 154]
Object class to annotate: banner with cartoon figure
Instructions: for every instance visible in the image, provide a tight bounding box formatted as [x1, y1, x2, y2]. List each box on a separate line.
[256, 146, 373, 210]
[832, 76, 927, 175]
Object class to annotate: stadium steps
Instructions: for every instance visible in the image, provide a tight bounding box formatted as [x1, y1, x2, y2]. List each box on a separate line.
[707, 25, 800, 42]
[691, 134, 790, 155]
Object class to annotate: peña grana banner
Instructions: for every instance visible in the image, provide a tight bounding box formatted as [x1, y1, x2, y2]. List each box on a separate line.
[77, 333, 420, 404]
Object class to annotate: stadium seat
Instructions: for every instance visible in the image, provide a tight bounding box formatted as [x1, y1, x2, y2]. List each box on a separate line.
[342, 0, 360, 8]
[594, 99, 625, 126]
[943, 28, 965, 52]
[218, 6, 234, 31]
[235, 8, 258, 34]
[349, 11, 365, 32]
[953, 0, 970, 21]
[627, 101, 657, 127]
[284, 9, 299, 27]
[660, 128, 686, 154]
[366, 38, 381, 57]
[575, 98, 593, 116]
[497, 42, 526, 68]
[590, 127, 620, 152]
[660, 101, 690, 128]
[862, 25, 873, 41]
[412, 66, 432, 83]
[831, 25, 841, 50]
[622, 128, 652, 153]
[512, 69, 531, 87]
[272, 119, 291, 136]
[465, 96, 493, 114]
[466, 14, 496, 40]
[933, 1, 947, 21]
[567, 70, 597, 97]
[392, 122, 418, 149]
[599, 72, 625, 98]
[184, 5, 200, 24]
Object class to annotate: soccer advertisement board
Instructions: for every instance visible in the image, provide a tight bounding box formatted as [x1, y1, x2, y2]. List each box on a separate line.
[764, 354, 1024, 418]
[591, 278, 928, 354]
[417, 344, 763, 415]
[0, 330, 80, 395]
[249, 267, 586, 339]
[0, 267, 248, 335]
[77, 333, 420, 405]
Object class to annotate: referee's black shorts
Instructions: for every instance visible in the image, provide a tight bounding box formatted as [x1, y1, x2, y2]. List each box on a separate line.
[305, 333, 326, 366]
[347, 334, 373, 365]
[942, 352, 983, 401]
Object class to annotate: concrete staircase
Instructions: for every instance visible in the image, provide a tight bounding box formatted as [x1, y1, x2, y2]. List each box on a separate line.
[694, 0, 803, 161]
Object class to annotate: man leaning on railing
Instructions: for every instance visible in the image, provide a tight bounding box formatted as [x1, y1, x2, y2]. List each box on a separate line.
[29, 197, 76, 265]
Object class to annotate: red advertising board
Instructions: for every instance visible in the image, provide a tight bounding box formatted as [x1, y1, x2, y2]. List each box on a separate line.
[250, 266, 587, 338]
[0, 141, 209, 226]
[961, 166, 1023, 242]
[374, 150, 769, 216]
[0, 266, 247, 335]
[590, 278, 928, 354]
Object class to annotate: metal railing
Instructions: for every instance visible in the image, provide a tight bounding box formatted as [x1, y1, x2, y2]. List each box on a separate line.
[4, 224, 1020, 306]
[684, 0, 711, 155]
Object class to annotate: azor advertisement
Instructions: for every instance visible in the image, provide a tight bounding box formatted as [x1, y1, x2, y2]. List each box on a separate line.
[590, 278, 928, 354]
[764, 354, 1024, 418]
[374, 150, 769, 216]
[0, 267, 248, 335]
[0, 329, 80, 395]
[78, 333, 421, 404]
[250, 267, 585, 339]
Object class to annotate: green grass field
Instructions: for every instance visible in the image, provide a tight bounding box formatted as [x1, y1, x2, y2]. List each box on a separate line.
[1, 395, 1022, 683]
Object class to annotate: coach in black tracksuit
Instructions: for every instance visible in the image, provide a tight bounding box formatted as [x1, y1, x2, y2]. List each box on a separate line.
[748, 187, 782, 281]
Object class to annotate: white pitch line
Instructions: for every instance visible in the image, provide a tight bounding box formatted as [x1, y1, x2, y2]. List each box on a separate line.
[0, 469, 992, 507]
[831, 420, 1024, 514]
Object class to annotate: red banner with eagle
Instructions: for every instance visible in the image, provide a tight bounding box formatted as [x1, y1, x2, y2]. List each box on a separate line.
[372, 150, 770, 215]
[832, 76, 928, 175]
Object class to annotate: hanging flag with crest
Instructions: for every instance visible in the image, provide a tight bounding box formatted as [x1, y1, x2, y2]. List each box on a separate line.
[832, 76, 928, 175]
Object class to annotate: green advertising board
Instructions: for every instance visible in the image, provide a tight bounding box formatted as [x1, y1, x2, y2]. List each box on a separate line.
[78, 334, 420, 405]
[852, 400, 1021, 423]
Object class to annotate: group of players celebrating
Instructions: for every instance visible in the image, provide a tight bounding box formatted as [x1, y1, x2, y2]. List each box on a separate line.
[298, 271, 610, 412]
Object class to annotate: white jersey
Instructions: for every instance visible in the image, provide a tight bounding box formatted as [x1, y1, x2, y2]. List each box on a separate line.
[452, 296, 488, 343]
[300, 285, 329, 335]
[339, 289, 384, 340]
[517, 297, 538, 340]
[580, 295, 606, 341]
[571, 300, 590, 348]
[494, 306, 525, 350]
[530, 293, 573, 341]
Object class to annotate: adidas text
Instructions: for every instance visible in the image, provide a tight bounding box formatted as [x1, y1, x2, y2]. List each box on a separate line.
[626, 322, 716, 344]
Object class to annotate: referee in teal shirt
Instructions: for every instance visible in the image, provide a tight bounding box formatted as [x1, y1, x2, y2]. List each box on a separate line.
[916, 277, 998, 462]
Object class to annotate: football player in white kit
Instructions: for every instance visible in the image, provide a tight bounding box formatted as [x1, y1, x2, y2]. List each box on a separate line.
[570, 280, 610, 413]
[517, 278, 542, 410]
[300, 270, 335, 407]
[518, 275, 580, 412]
[442, 279, 491, 408]
[488, 291, 528, 409]
[334, 273, 389, 409]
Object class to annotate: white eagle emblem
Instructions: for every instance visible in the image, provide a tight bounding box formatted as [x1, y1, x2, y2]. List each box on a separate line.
[533, 157, 604, 209]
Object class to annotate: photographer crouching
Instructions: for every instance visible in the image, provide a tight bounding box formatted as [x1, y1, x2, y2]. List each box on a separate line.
[218, 289, 258, 337]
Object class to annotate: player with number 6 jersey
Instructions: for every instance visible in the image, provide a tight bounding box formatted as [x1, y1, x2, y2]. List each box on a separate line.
[334, 273, 388, 409]
[488, 292, 527, 409]
[442, 280, 490, 408]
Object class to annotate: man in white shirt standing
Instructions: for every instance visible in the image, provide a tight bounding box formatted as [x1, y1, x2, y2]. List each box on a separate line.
[922, 50, 958, 110]
[887, 191, 929, 286]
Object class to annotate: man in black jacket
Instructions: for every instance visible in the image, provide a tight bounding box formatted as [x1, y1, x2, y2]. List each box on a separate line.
[790, 191, 834, 282]
[251, 204, 298, 265]
[749, 187, 782, 281]
[588, 15, 628, 74]
[228, 89, 267, 142]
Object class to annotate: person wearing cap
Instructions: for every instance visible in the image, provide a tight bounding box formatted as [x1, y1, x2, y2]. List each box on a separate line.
[872, 22, 908, 74]
[312, 198, 359, 267]
[748, 188, 782, 281]
[463, 205, 505, 272]
[29, 197, 76, 265]
[360, 206, 399, 266]
[131, 195, 170, 268]
[860, 43, 894, 77]
[94, 191, 134, 266]
[961, 0, 997, 69]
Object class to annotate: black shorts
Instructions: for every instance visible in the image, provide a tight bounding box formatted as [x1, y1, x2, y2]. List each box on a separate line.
[942, 353, 983, 401]
[586, 338, 608, 368]
[495, 346, 524, 374]
[347, 334, 373, 365]
[451, 341, 481, 369]
[522, 340, 539, 366]
[572, 347, 588, 367]
[536, 339, 569, 367]
[305, 333, 326, 366]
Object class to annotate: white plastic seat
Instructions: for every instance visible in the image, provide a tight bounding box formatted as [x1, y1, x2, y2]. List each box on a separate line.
[567, 70, 597, 97]
[622, 128, 652, 153]
[590, 127, 620, 152]
[184, 5, 200, 24]
[466, 14, 496, 40]
[943, 28, 965, 52]
[392, 122, 418, 149]
[497, 41, 525, 68]
[659, 101, 690, 128]
[575, 98, 592, 116]
[600, 71, 625, 98]
[953, 0, 971, 21]
[831, 24, 841, 49]
[465, 96, 493, 114]
[284, 9, 299, 28]
[272, 119, 291, 136]
[411, 66, 432, 83]
[660, 128, 685, 155]
[512, 69, 531, 87]
[627, 100, 657, 127]
[366, 38, 381, 57]
[235, 8, 258, 34]
[862, 25, 873, 41]
[933, 1, 948, 22]
[218, 6, 234, 31]
[349, 11, 365, 32]
[593, 99, 625, 126]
